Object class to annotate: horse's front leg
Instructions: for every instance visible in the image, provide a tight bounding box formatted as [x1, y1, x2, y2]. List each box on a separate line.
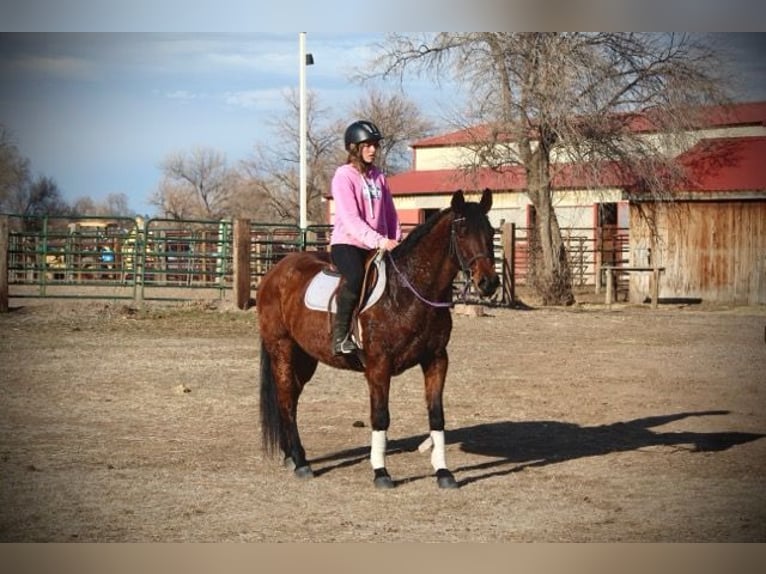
[421, 350, 459, 489]
[365, 363, 395, 489]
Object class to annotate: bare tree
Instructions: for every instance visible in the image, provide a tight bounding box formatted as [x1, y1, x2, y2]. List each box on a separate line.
[2, 127, 70, 217]
[240, 89, 340, 225]
[70, 196, 96, 215]
[71, 192, 132, 216]
[225, 171, 283, 222]
[240, 87, 435, 226]
[3, 125, 131, 218]
[367, 33, 730, 305]
[0, 125, 31, 213]
[100, 192, 131, 216]
[151, 147, 234, 220]
[21, 175, 69, 217]
[350, 88, 435, 174]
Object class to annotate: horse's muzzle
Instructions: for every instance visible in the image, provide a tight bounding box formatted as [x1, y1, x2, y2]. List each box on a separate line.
[477, 273, 500, 298]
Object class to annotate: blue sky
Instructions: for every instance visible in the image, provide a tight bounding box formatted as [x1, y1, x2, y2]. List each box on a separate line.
[0, 33, 428, 216]
[1, 32, 765, 217]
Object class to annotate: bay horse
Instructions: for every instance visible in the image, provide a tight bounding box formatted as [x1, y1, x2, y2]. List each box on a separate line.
[257, 189, 499, 489]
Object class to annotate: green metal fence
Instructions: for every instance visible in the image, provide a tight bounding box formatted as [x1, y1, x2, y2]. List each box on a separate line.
[4, 213, 627, 305]
[5, 215, 332, 302]
[7, 215, 140, 300]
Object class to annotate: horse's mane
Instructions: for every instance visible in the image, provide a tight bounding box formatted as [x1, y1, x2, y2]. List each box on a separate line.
[393, 207, 453, 260]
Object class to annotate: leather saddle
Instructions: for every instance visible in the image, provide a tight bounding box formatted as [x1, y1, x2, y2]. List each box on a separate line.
[304, 252, 387, 314]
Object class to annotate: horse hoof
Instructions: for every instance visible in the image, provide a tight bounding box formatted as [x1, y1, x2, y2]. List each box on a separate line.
[436, 469, 458, 489]
[283, 456, 296, 471]
[373, 468, 395, 489]
[294, 465, 314, 479]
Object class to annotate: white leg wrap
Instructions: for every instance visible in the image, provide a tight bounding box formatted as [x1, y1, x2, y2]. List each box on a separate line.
[370, 430, 387, 469]
[430, 430, 447, 471]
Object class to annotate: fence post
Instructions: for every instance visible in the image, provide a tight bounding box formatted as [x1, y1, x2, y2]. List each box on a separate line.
[0, 215, 8, 313]
[594, 226, 602, 295]
[501, 222, 515, 305]
[650, 233, 659, 310]
[133, 221, 144, 305]
[605, 267, 614, 308]
[233, 218, 251, 309]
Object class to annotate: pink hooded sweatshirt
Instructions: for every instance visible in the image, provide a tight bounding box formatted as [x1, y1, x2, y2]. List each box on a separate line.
[330, 163, 402, 250]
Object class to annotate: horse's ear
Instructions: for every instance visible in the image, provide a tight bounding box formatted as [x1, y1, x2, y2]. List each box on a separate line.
[451, 190, 466, 212]
[480, 188, 492, 214]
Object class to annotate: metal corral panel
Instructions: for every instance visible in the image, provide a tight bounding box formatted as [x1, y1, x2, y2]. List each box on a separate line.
[630, 201, 766, 304]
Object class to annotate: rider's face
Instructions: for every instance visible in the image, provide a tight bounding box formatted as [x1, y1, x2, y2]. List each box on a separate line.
[360, 140, 379, 164]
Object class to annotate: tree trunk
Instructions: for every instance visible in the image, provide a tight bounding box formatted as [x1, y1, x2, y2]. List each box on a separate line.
[526, 148, 575, 306]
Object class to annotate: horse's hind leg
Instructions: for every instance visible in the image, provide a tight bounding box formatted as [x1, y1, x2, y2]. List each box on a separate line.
[275, 342, 318, 478]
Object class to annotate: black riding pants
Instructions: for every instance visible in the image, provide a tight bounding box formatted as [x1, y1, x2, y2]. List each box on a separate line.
[330, 244, 369, 303]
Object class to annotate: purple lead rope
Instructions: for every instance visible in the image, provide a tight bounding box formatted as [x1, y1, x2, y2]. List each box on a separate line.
[385, 251, 454, 309]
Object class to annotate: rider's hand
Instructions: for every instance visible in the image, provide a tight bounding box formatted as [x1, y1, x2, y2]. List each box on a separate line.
[377, 238, 399, 252]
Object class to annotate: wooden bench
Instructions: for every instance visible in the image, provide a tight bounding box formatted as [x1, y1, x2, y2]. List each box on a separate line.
[601, 265, 665, 309]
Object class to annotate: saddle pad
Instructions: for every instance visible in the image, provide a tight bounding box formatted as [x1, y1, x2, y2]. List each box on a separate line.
[304, 257, 387, 313]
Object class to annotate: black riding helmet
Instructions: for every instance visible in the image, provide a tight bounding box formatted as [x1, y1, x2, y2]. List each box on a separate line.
[344, 120, 383, 150]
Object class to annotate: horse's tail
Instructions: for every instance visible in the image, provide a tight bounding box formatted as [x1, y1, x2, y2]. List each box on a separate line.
[259, 342, 280, 457]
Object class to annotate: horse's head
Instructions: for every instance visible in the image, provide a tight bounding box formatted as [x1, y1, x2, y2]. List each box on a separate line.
[450, 189, 500, 298]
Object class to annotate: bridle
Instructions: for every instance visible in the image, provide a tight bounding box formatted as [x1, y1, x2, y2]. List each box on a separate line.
[449, 216, 494, 272]
[386, 215, 494, 308]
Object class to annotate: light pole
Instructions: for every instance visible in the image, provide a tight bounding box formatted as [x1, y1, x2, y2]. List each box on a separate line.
[298, 32, 314, 231]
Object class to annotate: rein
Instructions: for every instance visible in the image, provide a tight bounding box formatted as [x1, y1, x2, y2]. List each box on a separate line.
[386, 216, 493, 308]
[386, 252, 454, 308]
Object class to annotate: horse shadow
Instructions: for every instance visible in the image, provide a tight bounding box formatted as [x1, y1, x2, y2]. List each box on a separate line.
[309, 410, 764, 487]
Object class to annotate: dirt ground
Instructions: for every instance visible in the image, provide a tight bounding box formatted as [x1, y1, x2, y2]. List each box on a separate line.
[1, 294, 765, 542]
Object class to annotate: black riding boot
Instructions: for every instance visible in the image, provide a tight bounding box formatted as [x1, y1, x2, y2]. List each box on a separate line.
[332, 287, 360, 355]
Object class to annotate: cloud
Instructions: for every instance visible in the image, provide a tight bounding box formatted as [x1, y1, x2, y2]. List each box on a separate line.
[222, 88, 286, 110]
[164, 89, 202, 102]
[205, 46, 293, 74]
[128, 34, 299, 78]
[159, 86, 289, 113]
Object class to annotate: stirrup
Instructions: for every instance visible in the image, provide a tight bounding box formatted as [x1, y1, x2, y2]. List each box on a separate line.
[333, 335, 359, 355]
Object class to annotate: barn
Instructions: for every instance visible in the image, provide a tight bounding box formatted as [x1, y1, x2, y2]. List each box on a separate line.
[356, 101, 766, 305]
[629, 134, 766, 305]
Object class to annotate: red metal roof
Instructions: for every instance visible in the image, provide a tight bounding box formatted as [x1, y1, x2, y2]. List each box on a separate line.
[388, 163, 633, 195]
[388, 136, 766, 195]
[388, 166, 526, 195]
[677, 136, 766, 192]
[411, 101, 766, 148]
[413, 125, 506, 148]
